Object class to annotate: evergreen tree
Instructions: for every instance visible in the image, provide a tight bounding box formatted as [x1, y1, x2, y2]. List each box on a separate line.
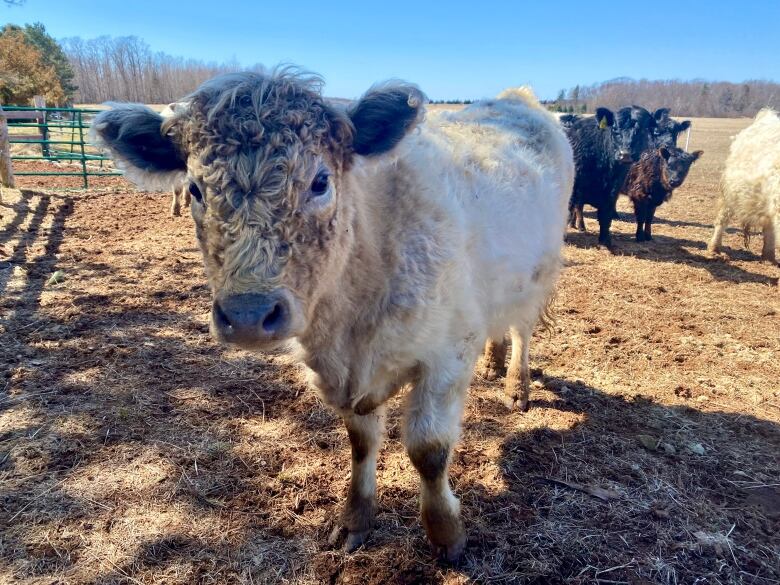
[22, 23, 78, 102]
[0, 27, 65, 104]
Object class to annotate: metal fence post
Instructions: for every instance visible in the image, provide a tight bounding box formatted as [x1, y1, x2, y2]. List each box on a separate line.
[76, 110, 88, 188]
[33, 96, 50, 159]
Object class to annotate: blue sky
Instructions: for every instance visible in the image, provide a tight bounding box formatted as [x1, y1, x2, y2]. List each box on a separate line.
[4, 0, 779, 100]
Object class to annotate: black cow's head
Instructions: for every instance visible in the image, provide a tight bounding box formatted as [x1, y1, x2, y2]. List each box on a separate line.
[596, 105, 655, 164]
[653, 108, 692, 148]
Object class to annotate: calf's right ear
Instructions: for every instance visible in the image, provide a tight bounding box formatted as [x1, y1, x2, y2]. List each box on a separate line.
[92, 104, 186, 190]
[595, 107, 615, 129]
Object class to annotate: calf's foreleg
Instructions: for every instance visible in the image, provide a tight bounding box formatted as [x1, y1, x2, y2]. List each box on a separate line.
[405, 368, 469, 562]
[644, 205, 658, 241]
[332, 408, 385, 551]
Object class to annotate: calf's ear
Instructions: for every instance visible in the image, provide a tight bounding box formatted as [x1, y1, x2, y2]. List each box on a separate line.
[691, 149, 703, 160]
[347, 82, 426, 156]
[653, 108, 670, 122]
[595, 107, 614, 129]
[92, 104, 186, 190]
[678, 120, 692, 132]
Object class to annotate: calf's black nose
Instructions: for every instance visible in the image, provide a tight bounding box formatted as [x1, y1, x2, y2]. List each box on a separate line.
[212, 293, 289, 345]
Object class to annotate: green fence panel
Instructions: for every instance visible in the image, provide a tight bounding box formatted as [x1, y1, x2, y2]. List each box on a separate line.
[4, 105, 123, 189]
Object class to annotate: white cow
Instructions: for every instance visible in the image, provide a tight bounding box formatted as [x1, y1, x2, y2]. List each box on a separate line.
[709, 108, 780, 263]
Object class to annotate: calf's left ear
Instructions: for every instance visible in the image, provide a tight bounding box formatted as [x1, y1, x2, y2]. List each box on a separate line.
[347, 83, 426, 156]
[691, 150, 703, 160]
[653, 108, 670, 122]
[92, 104, 186, 190]
[678, 120, 692, 132]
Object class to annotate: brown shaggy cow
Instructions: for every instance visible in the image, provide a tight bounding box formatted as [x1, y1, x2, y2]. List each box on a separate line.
[624, 146, 702, 241]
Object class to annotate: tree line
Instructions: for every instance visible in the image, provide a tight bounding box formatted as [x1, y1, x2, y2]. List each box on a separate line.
[61, 36, 264, 104]
[551, 79, 780, 118]
[1, 22, 779, 116]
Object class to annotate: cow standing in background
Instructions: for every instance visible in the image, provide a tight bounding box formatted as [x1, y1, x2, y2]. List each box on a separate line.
[159, 102, 191, 216]
[564, 106, 655, 246]
[92, 71, 574, 562]
[709, 108, 780, 263]
[652, 108, 692, 148]
[624, 146, 703, 241]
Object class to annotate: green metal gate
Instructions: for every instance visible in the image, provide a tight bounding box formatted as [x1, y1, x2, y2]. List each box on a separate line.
[2, 105, 122, 188]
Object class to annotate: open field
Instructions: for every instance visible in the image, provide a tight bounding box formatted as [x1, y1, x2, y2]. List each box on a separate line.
[1, 116, 778, 584]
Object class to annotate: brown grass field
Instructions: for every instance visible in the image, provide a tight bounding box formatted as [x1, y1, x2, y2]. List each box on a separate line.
[1, 116, 778, 584]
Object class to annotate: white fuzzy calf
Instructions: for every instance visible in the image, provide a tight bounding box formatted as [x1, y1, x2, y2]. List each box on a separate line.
[92, 72, 574, 562]
[709, 108, 780, 262]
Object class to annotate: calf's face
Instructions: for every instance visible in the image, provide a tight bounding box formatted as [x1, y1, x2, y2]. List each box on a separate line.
[659, 146, 702, 189]
[93, 72, 424, 350]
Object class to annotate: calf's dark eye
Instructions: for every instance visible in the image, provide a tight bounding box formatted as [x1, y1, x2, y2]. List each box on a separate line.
[189, 183, 203, 202]
[310, 170, 330, 196]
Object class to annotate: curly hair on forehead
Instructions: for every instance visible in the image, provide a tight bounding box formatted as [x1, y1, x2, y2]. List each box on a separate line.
[176, 68, 353, 172]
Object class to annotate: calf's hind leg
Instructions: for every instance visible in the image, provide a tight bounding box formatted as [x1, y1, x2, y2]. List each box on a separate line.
[761, 217, 776, 263]
[503, 326, 532, 411]
[707, 204, 731, 254]
[330, 407, 385, 551]
[476, 337, 507, 381]
[170, 184, 185, 216]
[575, 203, 586, 231]
[405, 368, 470, 562]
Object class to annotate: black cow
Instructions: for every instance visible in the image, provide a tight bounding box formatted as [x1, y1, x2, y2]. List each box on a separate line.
[652, 108, 691, 148]
[565, 106, 655, 246]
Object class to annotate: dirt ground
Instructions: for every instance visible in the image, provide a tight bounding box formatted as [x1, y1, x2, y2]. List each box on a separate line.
[1, 116, 778, 585]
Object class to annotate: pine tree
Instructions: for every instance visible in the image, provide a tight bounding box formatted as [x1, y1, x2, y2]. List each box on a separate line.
[21, 23, 78, 102]
[0, 27, 65, 104]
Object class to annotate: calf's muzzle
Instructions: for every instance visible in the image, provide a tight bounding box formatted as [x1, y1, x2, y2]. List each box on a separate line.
[212, 291, 292, 347]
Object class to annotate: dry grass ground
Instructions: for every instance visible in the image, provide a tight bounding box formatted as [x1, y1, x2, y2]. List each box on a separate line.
[1, 117, 778, 584]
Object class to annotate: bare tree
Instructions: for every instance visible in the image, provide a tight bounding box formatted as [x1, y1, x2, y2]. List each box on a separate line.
[61, 35, 265, 104]
[574, 78, 780, 117]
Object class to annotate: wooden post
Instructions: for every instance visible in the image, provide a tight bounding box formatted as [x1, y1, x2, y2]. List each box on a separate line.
[33, 96, 50, 159]
[0, 105, 16, 192]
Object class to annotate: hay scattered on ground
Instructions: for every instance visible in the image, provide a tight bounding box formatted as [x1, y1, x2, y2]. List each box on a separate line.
[1, 117, 778, 584]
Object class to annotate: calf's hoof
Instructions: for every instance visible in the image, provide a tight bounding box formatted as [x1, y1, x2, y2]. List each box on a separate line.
[427, 524, 467, 564]
[475, 361, 501, 381]
[328, 524, 371, 553]
[422, 509, 467, 564]
[577, 225, 586, 232]
[500, 384, 530, 412]
[170, 206, 181, 217]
